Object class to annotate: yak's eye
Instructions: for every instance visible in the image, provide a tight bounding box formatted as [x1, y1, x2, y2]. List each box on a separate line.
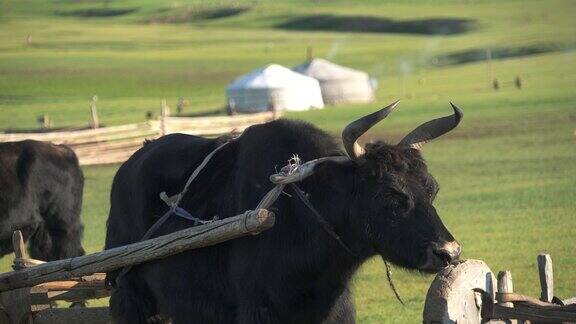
[377, 188, 412, 214]
[424, 176, 440, 201]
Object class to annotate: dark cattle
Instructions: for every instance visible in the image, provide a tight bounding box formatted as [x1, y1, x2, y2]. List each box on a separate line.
[105, 102, 463, 324]
[0, 140, 85, 261]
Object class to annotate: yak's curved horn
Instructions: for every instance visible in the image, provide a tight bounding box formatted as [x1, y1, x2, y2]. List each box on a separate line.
[398, 102, 463, 150]
[342, 100, 400, 160]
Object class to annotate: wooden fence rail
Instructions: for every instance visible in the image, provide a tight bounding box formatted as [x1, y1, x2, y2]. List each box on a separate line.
[0, 111, 278, 165]
[0, 209, 274, 292]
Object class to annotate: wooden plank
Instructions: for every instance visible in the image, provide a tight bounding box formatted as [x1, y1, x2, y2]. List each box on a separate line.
[491, 303, 576, 323]
[163, 111, 277, 129]
[0, 111, 277, 144]
[537, 254, 553, 303]
[73, 140, 144, 156]
[36, 276, 106, 291]
[62, 129, 157, 146]
[2, 272, 109, 306]
[45, 287, 110, 303]
[476, 288, 576, 323]
[1, 112, 278, 166]
[0, 209, 274, 291]
[0, 123, 151, 143]
[168, 125, 249, 137]
[32, 307, 112, 324]
[78, 150, 137, 166]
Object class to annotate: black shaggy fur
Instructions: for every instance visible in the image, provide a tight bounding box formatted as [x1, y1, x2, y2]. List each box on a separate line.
[0, 140, 85, 261]
[105, 119, 456, 323]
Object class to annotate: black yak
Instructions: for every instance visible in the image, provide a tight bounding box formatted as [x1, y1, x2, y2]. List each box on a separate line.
[0, 140, 85, 261]
[105, 102, 463, 323]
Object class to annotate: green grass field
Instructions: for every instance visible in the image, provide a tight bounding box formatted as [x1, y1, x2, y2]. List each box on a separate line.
[1, 0, 575, 322]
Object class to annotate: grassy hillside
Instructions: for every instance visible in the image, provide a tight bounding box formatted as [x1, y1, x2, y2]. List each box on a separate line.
[0, 0, 575, 322]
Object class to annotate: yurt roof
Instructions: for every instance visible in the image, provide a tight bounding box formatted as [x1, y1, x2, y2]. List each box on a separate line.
[293, 58, 368, 81]
[227, 64, 319, 90]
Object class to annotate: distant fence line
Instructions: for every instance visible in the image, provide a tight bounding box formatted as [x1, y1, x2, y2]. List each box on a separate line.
[0, 112, 279, 165]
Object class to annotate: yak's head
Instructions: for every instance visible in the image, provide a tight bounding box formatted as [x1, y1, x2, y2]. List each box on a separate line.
[343, 101, 462, 272]
[289, 101, 462, 273]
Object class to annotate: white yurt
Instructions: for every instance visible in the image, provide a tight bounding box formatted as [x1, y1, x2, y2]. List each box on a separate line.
[226, 64, 324, 113]
[293, 58, 375, 106]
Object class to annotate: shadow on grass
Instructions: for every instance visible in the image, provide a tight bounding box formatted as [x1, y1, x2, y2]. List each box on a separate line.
[56, 7, 138, 18]
[147, 6, 250, 24]
[277, 15, 474, 35]
[435, 43, 572, 66]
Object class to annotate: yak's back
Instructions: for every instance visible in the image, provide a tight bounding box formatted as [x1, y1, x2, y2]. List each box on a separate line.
[105, 134, 217, 250]
[105, 119, 341, 248]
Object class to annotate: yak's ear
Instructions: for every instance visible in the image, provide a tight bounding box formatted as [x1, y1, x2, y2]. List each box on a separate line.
[310, 157, 356, 194]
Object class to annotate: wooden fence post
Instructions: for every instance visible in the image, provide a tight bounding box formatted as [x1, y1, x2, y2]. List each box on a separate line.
[160, 99, 170, 136]
[537, 254, 553, 303]
[497, 270, 517, 324]
[177, 97, 186, 115]
[497, 271, 514, 308]
[307, 46, 313, 61]
[37, 114, 50, 130]
[486, 48, 496, 91]
[90, 96, 99, 129]
[7, 231, 36, 324]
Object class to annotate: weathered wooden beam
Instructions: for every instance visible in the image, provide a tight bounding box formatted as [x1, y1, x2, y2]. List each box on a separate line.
[491, 303, 576, 323]
[35, 274, 110, 302]
[32, 307, 112, 324]
[0, 209, 274, 292]
[537, 254, 553, 303]
[45, 287, 110, 303]
[35, 274, 105, 291]
[476, 287, 576, 323]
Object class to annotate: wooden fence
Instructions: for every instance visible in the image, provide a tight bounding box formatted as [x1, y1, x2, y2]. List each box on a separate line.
[423, 254, 576, 323]
[0, 111, 278, 165]
[0, 210, 275, 323]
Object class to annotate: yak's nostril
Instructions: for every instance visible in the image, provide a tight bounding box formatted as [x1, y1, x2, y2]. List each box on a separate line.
[433, 249, 453, 263]
[432, 241, 461, 264]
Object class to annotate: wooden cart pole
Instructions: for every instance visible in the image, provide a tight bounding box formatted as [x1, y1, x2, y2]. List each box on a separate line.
[0, 209, 274, 292]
